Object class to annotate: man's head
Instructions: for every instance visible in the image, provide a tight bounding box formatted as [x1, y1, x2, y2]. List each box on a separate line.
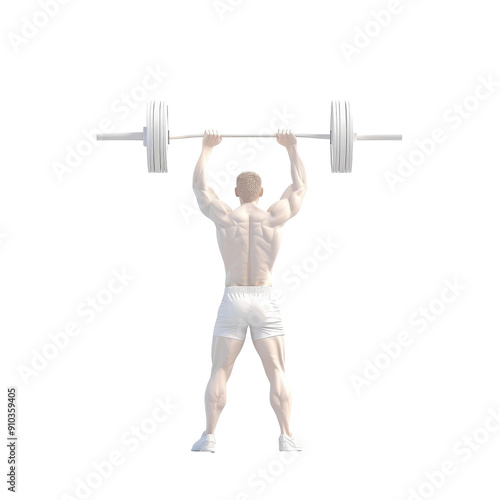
[235, 171, 263, 203]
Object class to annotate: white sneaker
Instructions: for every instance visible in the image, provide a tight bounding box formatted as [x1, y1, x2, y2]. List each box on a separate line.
[279, 433, 303, 451]
[191, 431, 216, 453]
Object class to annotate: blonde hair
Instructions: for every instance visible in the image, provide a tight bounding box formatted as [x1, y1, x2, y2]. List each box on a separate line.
[236, 172, 262, 202]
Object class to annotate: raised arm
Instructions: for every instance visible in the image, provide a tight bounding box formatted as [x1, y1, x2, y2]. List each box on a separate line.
[267, 130, 308, 226]
[193, 131, 232, 226]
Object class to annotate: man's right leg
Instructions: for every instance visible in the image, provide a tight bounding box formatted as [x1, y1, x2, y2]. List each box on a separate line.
[204, 335, 244, 434]
[252, 335, 303, 451]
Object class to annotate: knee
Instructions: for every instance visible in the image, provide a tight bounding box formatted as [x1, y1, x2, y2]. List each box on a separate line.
[210, 365, 230, 380]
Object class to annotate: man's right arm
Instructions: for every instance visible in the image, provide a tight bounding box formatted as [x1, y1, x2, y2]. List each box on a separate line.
[193, 131, 232, 226]
[267, 130, 308, 226]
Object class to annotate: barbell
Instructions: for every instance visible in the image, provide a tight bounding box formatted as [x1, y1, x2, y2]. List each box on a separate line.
[96, 101, 402, 173]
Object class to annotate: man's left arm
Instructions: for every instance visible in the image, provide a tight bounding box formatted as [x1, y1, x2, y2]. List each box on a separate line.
[193, 131, 232, 225]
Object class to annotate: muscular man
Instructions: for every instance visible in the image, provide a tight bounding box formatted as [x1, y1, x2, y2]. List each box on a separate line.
[191, 129, 307, 453]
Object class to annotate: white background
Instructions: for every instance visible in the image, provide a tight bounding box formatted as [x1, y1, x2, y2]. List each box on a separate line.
[1, 0, 500, 499]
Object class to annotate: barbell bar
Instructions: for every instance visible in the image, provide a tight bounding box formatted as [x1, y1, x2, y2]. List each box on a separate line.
[96, 101, 402, 173]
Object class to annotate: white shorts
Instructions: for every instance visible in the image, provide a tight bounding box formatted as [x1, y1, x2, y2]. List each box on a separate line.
[213, 286, 284, 342]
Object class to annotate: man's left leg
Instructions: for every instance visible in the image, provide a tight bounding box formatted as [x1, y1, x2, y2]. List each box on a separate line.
[192, 335, 244, 452]
[205, 335, 244, 434]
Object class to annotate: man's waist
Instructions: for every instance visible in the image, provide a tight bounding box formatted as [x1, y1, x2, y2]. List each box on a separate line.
[224, 285, 273, 294]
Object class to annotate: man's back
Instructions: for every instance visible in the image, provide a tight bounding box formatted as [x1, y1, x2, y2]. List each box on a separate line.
[193, 130, 307, 286]
[216, 203, 283, 286]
